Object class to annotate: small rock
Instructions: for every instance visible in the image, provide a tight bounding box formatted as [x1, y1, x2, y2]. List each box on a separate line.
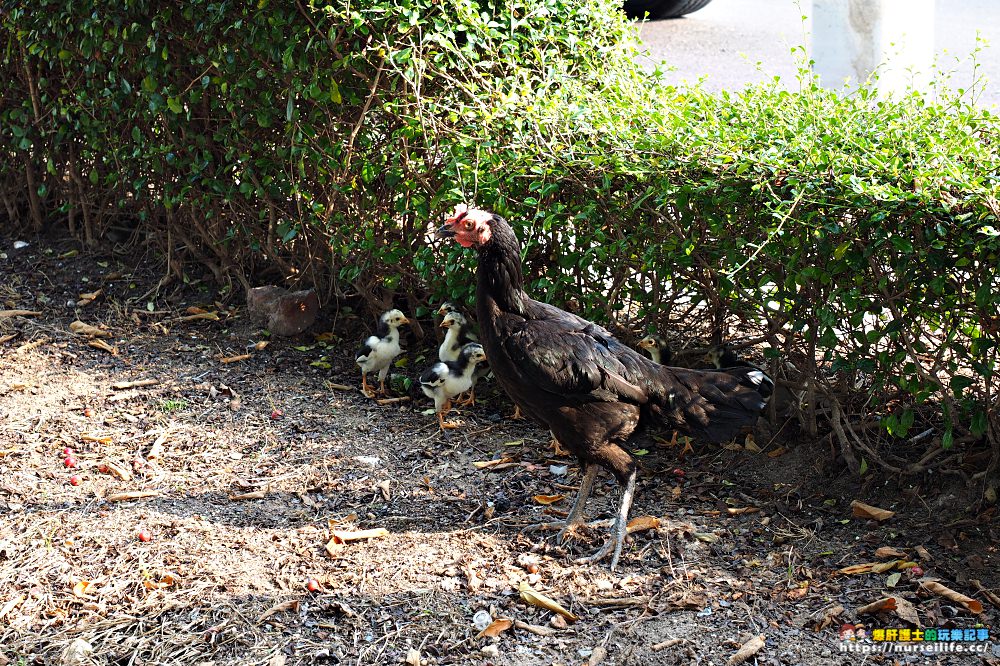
[13, 240, 29, 250]
[548, 464, 568, 476]
[246, 285, 319, 336]
[550, 614, 568, 629]
[60, 638, 93, 665]
[578, 648, 593, 658]
[480, 644, 499, 658]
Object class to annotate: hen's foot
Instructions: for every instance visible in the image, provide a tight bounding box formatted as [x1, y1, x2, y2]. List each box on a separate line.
[575, 519, 627, 570]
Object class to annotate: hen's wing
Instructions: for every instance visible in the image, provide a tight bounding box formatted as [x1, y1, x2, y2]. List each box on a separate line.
[498, 301, 654, 406]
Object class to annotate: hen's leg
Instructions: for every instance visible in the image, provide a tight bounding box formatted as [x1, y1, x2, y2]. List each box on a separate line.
[555, 464, 598, 544]
[576, 467, 637, 570]
[523, 465, 608, 536]
[377, 367, 391, 396]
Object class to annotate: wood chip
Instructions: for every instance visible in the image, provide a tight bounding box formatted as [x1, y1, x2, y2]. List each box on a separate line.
[330, 527, 390, 542]
[112, 379, 159, 390]
[850, 500, 895, 522]
[105, 490, 160, 502]
[230, 489, 268, 501]
[513, 620, 557, 637]
[875, 546, 908, 559]
[328, 383, 353, 391]
[652, 638, 684, 652]
[87, 339, 118, 354]
[15, 338, 47, 354]
[0, 310, 41, 319]
[375, 396, 410, 405]
[728, 634, 765, 665]
[220, 353, 251, 364]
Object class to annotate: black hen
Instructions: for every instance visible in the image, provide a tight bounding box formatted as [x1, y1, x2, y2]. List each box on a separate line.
[437, 205, 772, 569]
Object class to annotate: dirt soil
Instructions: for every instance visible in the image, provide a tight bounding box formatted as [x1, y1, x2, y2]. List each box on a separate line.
[1, 231, 999, 666]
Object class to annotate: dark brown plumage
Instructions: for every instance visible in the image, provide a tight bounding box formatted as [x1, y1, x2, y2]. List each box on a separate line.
[437, 205, 772, 569]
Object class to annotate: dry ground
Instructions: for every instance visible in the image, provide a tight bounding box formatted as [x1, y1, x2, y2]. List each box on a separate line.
[1, 231, 999, 666]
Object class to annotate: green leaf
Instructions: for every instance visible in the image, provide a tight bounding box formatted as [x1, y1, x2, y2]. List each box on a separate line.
[167, 96, 183, 114]
[329, 79, 342, 104]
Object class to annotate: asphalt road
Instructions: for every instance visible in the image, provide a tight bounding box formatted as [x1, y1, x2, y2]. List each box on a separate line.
[635, 0, 1000, 108]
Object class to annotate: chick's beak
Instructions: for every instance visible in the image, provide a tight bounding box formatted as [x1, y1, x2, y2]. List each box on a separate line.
[435, 224, 456, 239]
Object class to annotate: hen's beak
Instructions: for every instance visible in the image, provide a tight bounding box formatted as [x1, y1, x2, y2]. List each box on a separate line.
[436, 224, 456, 239]
[439, 321, 448, 328]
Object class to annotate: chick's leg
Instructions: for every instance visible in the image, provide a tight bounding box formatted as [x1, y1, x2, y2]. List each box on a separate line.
[360, 373, 375, 399]
[377, 367, 390, 396]
[575, 467, 637, 571]
[439, 399, 459, 429]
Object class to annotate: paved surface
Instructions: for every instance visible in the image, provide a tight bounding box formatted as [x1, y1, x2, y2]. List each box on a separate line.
[635, 0, 1000, 108]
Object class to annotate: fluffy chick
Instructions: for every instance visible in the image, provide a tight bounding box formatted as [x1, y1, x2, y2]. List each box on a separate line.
[420, 342, 487, 430]
[356, 309, 410, 398]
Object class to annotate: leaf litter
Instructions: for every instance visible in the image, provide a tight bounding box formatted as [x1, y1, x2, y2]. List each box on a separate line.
[0, 235, 998, 665]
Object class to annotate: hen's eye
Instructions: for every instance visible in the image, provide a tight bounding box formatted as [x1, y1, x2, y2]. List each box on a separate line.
[464, 220, 475, 230]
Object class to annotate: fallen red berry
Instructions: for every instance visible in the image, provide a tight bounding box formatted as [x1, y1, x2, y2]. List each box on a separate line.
[68, 475, 81, 486]
[98, 463, 109, 473]
[64, 456, 78, 468]
[137, 530, 152, 542]
[909, 565, 924, 577]
[62, 447, 74, 457]
[83, 408, 94, 418]
[270, 409, 284, 420]
[672, 468, 686, 477]
[305, 578, 321, 592]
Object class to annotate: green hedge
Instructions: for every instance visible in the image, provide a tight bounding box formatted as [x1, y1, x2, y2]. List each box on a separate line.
[2, 0, 998, 488]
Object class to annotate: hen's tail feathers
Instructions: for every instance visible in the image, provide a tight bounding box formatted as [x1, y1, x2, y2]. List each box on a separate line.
[653, 366, 773, 443]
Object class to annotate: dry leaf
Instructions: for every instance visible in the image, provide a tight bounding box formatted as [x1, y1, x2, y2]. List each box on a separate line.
[875, 546, 907, 559]
[626, 515, 661, 533]
[476, 618, 513, 639]
[70, 320, 112, 338]
[254, 340, 270, 351]
[220, 353, 251, 364]
[836, 563, 877, 575]
[473, 458, 512, 469]
[404, 648, 420, 666]
[786, 583, 809, 600]
[77, 289, 102, 306]
[517, 581, 579, 622]
[766, 446, 787, 458]
[851, 500, 895, 522]
[872, 561, 898, 573]
[857, 596, 920, 625]
[143, 574, 176, 590]
[970, 579, 1000, 608]
[919, 579, 983, 614]
[0, 595, 25, 621]
[726, 507, 760, 516]
[257, 599, 300, 623]
[72, 580, 95, 598]
[81, 434, 113, 445]
[185, 306, 208, 315]
[87, 339, 118, 354]
[728, 634, 765, 665]
[532, 494, 565, 505]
